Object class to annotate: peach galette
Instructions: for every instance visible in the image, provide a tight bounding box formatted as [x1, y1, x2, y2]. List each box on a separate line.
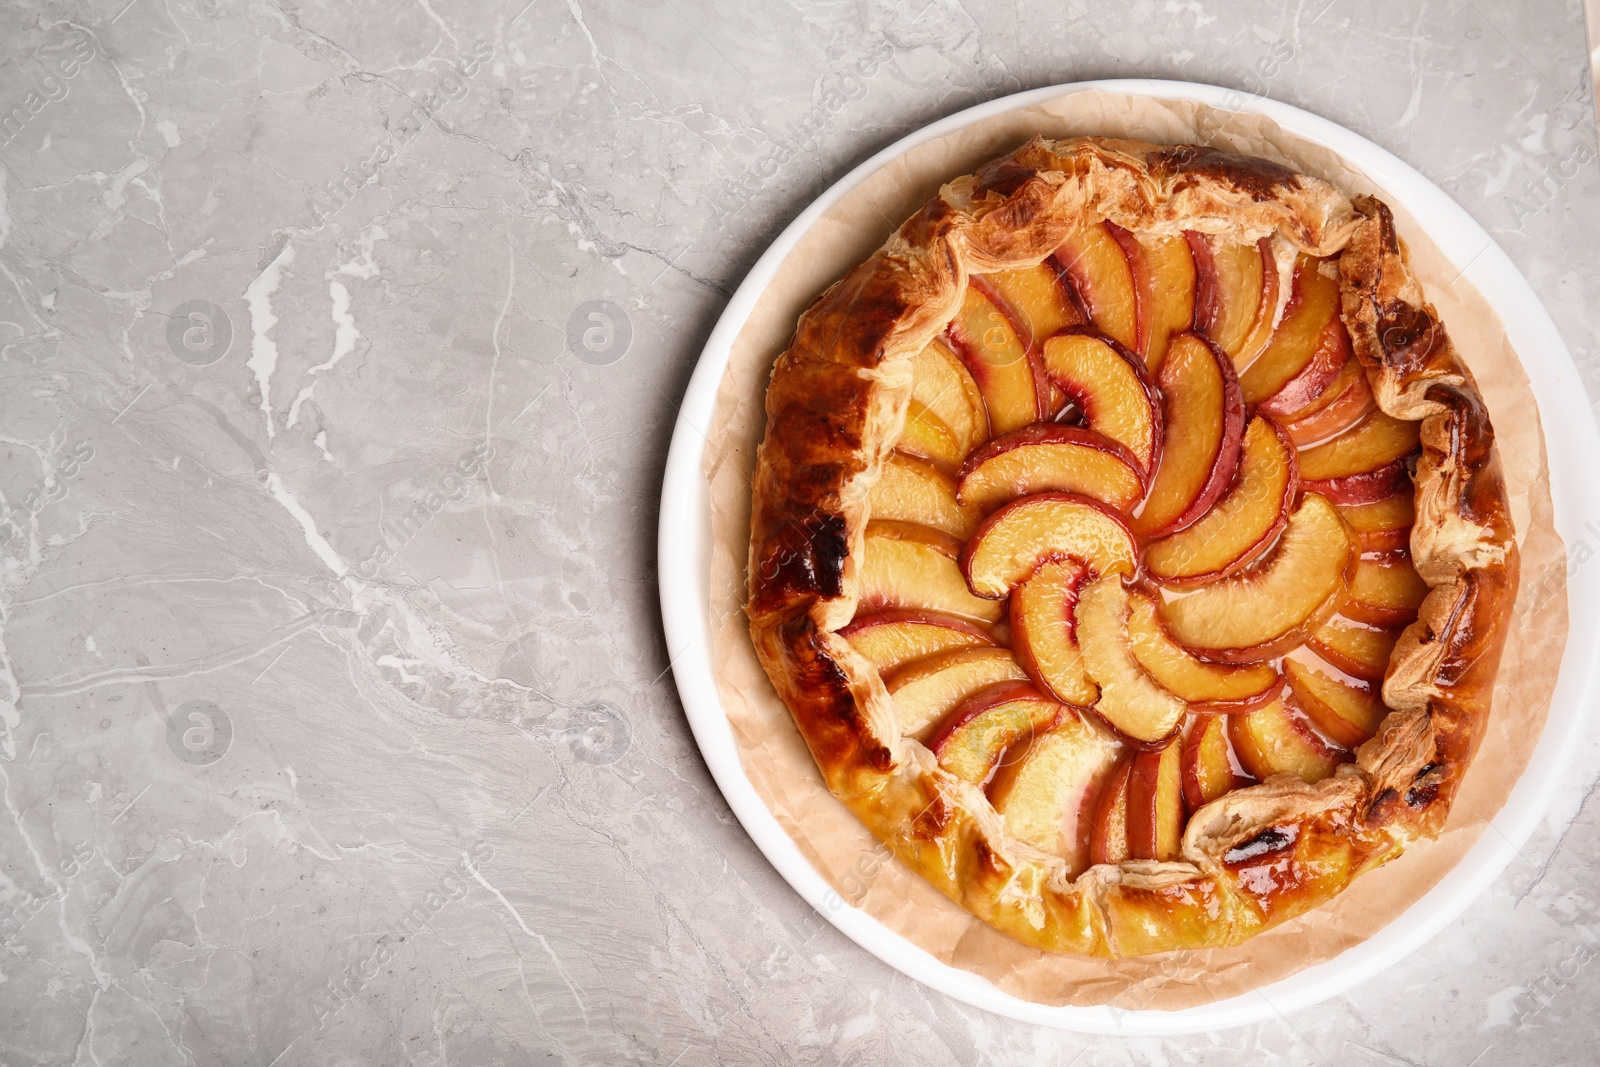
[747, 138, 1517, 957]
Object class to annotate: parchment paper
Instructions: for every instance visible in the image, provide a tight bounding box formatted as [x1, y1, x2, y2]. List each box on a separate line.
[700, 91, 1567, 1009]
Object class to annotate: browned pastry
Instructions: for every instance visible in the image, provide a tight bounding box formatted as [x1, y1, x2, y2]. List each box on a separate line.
[745, 136, 1518, 956]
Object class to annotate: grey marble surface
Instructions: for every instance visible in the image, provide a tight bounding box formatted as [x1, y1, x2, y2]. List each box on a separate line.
[1, 0, 1598, 1064]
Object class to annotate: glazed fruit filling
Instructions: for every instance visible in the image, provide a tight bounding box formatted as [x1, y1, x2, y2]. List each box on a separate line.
[841, 221, 1424, 876]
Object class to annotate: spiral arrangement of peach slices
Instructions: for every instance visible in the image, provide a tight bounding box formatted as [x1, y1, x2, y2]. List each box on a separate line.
[843, 221, 1426, 876]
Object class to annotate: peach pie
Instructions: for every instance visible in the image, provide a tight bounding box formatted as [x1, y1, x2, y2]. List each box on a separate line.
[746, 138, 1518, 956]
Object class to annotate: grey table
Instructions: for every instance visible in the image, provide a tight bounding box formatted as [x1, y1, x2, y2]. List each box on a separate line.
[1, 1, 1596, 1064]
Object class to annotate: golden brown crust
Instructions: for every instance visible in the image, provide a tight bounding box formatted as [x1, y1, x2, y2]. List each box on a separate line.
[745, 137, 1518, 956]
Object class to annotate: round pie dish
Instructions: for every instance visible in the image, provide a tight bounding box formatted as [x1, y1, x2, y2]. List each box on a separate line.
[659, 82, 1600, 1031]
[748, 131, 1520, 958]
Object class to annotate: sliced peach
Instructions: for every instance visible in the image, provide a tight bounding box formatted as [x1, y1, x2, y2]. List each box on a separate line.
[1307, 617, 1402, 683]
[1134, 233, 1197, 371]
[946, 286, 1040, 434]
[1160, 493, 1358, 662]
[1276, 348, 1360, 422]
[909, 339, 988, 456]
[1011, 558, 1098, 707]
[1343, 551, 1429, 627]
[1227, 239, 1284, 368]
[973, 263, 1083, 348]
[839, 609, 996, 674]
[1090, 756, 1135, 866]
[897, 400, 966, 471]
[865, 519, 963, 559]
[885, 646, 1027, 736]
[1185, 232, 1217, 319]
[1255, 314, 1351, 418]
[1106, 223, 1153, 358]
[1284, 660, 1387, 749]
[1228, 696, 1351, 784]
[1189, 233, 1267, 361]
[1306, 459, 1411, 506]
[1238, 258, 1341, 403]
[1133, 332, 1244, 536]
[1182, 713, 1253, 811]
[1189, 675, 1287, 716]
[1283, 362, 1377, 448]
[869, 453, 979, 539]
[928, 681, 1061, 786]
[961, 493, 1139, 599]
[1144, 416, 1297, 585]
[1077, 576, 1188, 745]
[957, 424, 1145, 514]
[1056, 222, 1139, 352]
[1340, 491, 1415, 553]
[1126, 590, 1281, 707]
[1040, 329, 1163, 474]
[858, 522, 1004, 624]
[989, 711, 1123, 876]
[971, 267, 1075, 415]
[1299, 410, 1420, 484]
[1127, 738, 1184, 861]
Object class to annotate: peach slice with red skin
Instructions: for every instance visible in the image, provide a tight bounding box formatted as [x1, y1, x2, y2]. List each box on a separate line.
[972, 266, 1079, 415]
[909, 339, 988, 458]
[865, 519, 962, 560]
[884, 646, 1027, 736]
[988, 710, 1123, 876]
[1189, 675, 1288, 716]
[1105, 223, 1153, 358]
[1276, 348, 1360, 422]
[1340, 491, 1415, 553]
[945, 286, 1041, 435]
[1090, 756, 1135, 866]
[1228, 696, 1351, 784]
[1133, 332, 1245, 537]
[1307, 617, 1401, 682]
[1306, 459, 1412, 506]
[973, 263, 1084, 349]
[1160, 493, 1359, 663]
[1299, 410, 1420, 478]
[839, 609, 995, 675]
[1144, 416, 1298, 585]
[961, 492, 1139, 600]
[1125, 590, 1282, 708]
[1182, 714, 1254, 812]
[1131, 232, 1197, 371]
[1056, 222, 1140, 353]
[870, 453, 980, 540]
[1190, 234, 1271, 362]
[858, 521, 1004, 624]
[1255, 314, 1352, 418]
[897, 400, 966, 471]
[1077, 576, 1188, 746]
[1342, 551, 1429, 627]
[1228, 241, 1286, 368]
[928, 681, 1062, 787]
[1011, 557, 1098, 707]
[1238, 258, 1342, 404]
[1284, 660, 1387, 749]
[1127, 737, 1185, 861]
[1041, 329, 1163, 475]
[956, 424, 1145, 514]
[1283, 361, 1377, 448]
